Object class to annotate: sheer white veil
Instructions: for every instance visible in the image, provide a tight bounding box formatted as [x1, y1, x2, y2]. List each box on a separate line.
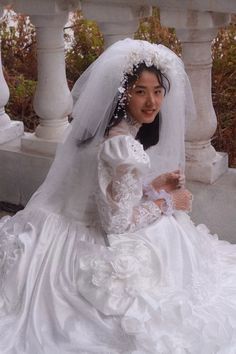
[27, 39, 196, 222]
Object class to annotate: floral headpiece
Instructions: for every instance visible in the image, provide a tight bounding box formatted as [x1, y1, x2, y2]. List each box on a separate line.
[123, 47, 171, 77]
[114, 44, 172, 120]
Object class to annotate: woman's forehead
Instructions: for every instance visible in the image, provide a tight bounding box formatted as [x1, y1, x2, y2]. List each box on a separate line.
[131, 70, 161, 86]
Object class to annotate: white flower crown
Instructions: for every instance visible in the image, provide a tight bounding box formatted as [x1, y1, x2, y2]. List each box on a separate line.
[118, 43, 172, 94]
[124, 49, 171, 76]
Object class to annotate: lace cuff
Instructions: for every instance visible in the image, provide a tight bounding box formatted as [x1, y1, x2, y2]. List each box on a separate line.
[143, 183, 174, 216]
[131, 201, 162, 232]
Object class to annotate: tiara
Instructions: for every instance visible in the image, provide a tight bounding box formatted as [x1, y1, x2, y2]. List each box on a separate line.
[118, 42, 172, 93]
[123, 41, 172, 74]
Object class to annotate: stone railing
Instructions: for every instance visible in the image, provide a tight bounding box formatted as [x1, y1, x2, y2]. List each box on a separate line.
[0, 0, 235, 204]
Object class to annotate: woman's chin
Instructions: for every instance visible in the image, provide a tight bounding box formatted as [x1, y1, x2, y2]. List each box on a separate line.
[141, 115, 156, 124]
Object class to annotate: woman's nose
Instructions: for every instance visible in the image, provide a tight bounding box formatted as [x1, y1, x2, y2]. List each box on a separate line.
[146, 93, 155, 106]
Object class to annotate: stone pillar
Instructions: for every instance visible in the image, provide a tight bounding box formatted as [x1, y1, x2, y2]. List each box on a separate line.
[160, 9, 230, 183]
[0, 8, 24, 144]
[81, 1, 151, 48]
[21, 12, 73, 155]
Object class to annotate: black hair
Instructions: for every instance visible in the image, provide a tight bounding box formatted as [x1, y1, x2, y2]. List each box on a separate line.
[105, 62, 170, 150]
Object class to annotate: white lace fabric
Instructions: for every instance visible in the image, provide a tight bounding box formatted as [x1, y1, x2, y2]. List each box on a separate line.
[96, 125, 162, 234]
[0, 216, 24, 291]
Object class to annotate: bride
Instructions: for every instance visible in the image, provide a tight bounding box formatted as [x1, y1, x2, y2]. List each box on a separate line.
[0, 38, 236, 353]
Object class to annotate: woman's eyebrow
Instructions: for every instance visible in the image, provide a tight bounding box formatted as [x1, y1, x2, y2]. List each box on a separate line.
[134, 84, 162, 89]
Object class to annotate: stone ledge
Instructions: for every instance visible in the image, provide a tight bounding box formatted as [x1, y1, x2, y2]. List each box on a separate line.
[187, 168, 236, 244]
[0, 121, 24, 144]
[0, 138, 53, 205]
[185, 152, 228, 184]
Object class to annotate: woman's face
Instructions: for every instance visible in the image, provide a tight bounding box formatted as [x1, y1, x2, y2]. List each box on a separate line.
[126, 70, 164, 124]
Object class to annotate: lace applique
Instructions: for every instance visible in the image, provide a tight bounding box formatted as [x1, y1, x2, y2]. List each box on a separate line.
[97, 143, 161, 234]
[132, 201, 162, 231]
[77, 238, 159, 315]
[126, 138, 149, 164]
[111, 169, 141, 203]
[97, 166, 162, 234]
[0, 221, 24, 287]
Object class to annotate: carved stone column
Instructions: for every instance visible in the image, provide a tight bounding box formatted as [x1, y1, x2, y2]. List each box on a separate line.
[0, 8, 24, 144]
[81, 1, 151, 47]
[21, 12, 73, 155]
[160, 9, 230, 183]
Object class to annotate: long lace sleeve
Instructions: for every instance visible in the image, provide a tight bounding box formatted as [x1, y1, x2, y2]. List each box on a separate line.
[96, 135, 162, 234]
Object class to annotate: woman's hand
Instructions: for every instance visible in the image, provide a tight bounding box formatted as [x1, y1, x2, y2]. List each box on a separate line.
[170, 188, 193, 212]
[151, 170, 185, 193]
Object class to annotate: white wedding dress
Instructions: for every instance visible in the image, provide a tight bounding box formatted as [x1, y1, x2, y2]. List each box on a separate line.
[1, 122, 236, 354]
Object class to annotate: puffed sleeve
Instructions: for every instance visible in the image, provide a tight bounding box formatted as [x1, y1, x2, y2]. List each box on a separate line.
[96, 135, 162, 234]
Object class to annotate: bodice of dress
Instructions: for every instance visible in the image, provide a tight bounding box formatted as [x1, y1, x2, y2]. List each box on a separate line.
[96, 120, 162, 234]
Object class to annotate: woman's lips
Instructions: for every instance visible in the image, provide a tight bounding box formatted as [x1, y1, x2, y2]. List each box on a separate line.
[142, 109, 156, 114]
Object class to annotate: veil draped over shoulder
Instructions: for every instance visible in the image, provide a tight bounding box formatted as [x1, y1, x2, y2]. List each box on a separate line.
[27, 38, 196, 223]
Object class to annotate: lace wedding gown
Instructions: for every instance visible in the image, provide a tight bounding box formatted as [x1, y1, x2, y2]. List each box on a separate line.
[1, 121, 236, 354]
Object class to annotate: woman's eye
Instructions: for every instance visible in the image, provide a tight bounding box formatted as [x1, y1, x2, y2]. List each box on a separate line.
[135, 90, 145, 95]
[155, 90, 162, 95]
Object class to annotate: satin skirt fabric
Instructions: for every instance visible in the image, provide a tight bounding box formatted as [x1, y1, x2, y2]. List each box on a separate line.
[1, 208, 236, 353]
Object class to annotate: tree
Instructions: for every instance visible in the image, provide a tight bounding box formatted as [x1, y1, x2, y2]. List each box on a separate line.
[0, 9, 38, 130]
[65, 10, 104, 87]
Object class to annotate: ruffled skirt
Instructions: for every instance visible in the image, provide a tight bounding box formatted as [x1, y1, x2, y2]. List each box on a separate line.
[0, 209, 236, 353]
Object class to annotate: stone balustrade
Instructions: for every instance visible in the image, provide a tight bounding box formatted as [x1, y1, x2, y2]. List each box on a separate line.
[21, 12, 73, 155]
[81, 2, 151, 48]
[0, 0, 235, 203]
[160, 9, 230, 183]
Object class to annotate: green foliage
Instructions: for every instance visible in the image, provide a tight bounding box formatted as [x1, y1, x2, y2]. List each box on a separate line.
[65, 11, 104, 87]
[135, 8, 181, 55]
[0, 10, 37, 80]
[0, 9, 38, 131]
[6, 75, 38, 131]
[212, 23, 236, 167]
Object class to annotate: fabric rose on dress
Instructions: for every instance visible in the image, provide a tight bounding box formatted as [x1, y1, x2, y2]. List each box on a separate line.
[76, 238, 161, 315]
[110, 254, 140, 280]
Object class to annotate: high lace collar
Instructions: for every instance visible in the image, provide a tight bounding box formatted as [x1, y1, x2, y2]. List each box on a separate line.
[124, 116, 141, 137]
[106, 118, 141, 140]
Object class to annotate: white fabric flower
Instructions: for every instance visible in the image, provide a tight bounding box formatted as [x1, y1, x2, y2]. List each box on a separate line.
[111, 254, 140, 280]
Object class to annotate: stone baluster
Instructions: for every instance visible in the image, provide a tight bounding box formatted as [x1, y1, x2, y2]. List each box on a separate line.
[0, 8, 24, 144]
[81, 1, 151, 48]
[21, 12, 73, 155]
[160, 9, 230, 183]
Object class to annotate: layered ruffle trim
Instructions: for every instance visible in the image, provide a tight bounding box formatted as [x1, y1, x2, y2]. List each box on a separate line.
[77, 225, 236, 353]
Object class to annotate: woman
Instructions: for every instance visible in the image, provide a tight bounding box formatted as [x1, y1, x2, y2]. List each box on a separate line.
[0, 39, 236, 353]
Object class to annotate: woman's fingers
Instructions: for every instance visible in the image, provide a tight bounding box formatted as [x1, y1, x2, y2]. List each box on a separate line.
[178, 174, 185, 187]
[171, 188, 193, 211]
[151, 171, 186, 192]
[171, 169, 180, 174]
